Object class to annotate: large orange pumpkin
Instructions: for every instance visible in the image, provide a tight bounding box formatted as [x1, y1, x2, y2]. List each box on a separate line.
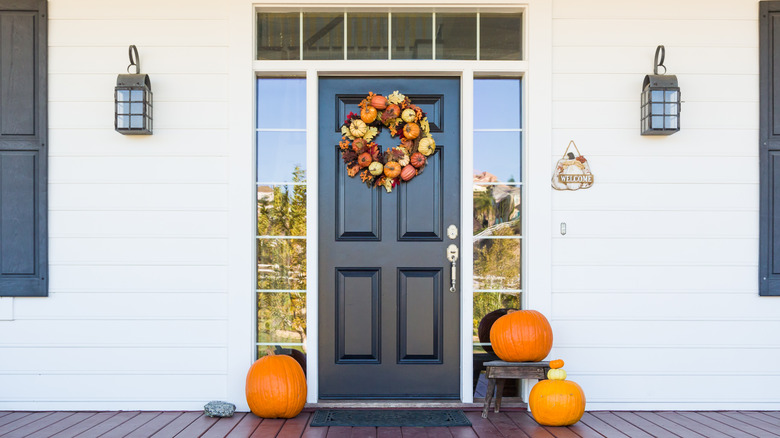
[529, 368, 585, 426]
[489, 309, 552, 362]
[245, 355, 307, 419]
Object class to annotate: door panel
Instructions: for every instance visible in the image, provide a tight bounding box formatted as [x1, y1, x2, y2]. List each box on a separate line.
[318, 77, 460, 399]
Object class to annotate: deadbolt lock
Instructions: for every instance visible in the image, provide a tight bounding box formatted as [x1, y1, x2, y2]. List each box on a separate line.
[447, 224, 458, 240]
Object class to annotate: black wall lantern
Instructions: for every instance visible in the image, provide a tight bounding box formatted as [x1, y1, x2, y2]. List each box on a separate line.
[115, 45, 153, 135]
[641, 45, 680, 135]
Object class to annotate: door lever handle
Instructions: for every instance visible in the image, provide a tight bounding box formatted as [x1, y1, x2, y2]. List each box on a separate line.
[446, 244, 458, 293]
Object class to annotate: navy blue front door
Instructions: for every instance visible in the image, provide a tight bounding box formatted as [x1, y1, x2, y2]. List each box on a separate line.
[318, 77, 461, 399]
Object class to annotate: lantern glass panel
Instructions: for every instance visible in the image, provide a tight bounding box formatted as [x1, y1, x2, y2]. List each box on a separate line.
[652, 116, 663, 129]
[130, 90, 144, 101]
[666, 116, 677, 129]
[665, 104, 678, 115]
[651, 90, 663, 101]
[117, 89, 129, 101]
[130, 102, 143, 114]
[117, 115, 129, 129]
[651, 103, 663, 115]
[130, 116, 144, 128]
[665, 90, 678, 101]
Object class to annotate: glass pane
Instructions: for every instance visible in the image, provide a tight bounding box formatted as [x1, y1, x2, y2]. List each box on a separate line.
[303, 13, 344, 60]
[474, 131, 522, 183]
[257, 12, 300, 60]
[257, 238, 307, 290]
[473, 184, 521, 236]
[257, 78, 306, 130]
[130, 90, 143, 101]
[473, 237, 521, 290]
[665, 103, 678, 115]
[650, 90, 663, 102]
[392, 13, 432, 59]
[130, 116, 143, 128]
[130, 102, 143, 114]
[116, 102, 128, 115]
[256, 131, 306, 183]
[666, 116, 678, 129]
[651, 103, 664, 116]
[117, 115, 129, 129]
[257, 185, 307, 237]
[257, 292, 307, 344]
[472, 292, 520, 341]
[348, 13, 388, 59]
[665, 90, 678, 102]
[651, 115, 663, 129]
[116, 90, 129, 101]
[257, 344, 307, 366]
[436, 13, 476, 60]
[474, 79, 521, 129]
[480, 13, 522, 60]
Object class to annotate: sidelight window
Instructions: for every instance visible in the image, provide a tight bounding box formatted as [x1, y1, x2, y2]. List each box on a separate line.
[256, 78, 308, 361]
[472, 78, 523, 397]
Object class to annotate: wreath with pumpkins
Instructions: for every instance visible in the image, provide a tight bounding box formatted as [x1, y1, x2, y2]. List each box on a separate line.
[338, 90, 437, 193]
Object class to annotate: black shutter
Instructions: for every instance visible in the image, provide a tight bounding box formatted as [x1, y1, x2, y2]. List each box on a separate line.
[0, 0, 46, 297]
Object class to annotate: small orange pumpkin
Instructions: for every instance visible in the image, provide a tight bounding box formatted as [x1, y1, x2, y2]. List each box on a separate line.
[410, 152, 426, 168]
[549, 359, 564, 369]
[489, 309, 553, 362]
[403, 123, 420, 140]
[370, 94, 388, 110]
[361, 106, 378, 124]
[358, 152, 372, 168]
[529, 368, 585, 426]
[245, 355, 307, 419]
[400, 164, 416, 181]
[384, 161, 402, 179]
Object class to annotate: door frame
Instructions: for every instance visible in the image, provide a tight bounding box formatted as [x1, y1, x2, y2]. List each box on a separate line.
[227, 1, 553, 408]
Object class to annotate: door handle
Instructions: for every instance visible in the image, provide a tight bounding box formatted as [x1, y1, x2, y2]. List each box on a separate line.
[446, 244, 459, 293]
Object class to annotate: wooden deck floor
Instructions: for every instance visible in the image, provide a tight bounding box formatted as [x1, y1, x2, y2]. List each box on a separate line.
[0, 409, 779, 437]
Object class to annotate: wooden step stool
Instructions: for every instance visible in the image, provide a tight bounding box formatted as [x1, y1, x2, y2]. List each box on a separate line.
[481, 360, 551, 418]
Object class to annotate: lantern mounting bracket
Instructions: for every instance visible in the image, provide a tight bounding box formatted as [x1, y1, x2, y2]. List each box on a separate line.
[653, 45, 667, 75]
[127, 45, 141, 74]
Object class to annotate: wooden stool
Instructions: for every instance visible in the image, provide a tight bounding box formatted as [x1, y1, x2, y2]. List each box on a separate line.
[481, 360, 550, 418]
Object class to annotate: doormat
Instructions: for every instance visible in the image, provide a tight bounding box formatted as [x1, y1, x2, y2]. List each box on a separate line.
[310, 409, 471, 427]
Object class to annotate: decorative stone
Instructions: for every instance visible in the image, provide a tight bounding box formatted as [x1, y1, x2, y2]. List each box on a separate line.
[204, 400, 236, 417]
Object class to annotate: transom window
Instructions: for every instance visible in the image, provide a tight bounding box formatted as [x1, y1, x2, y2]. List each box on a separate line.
[257, 11, 523, 61]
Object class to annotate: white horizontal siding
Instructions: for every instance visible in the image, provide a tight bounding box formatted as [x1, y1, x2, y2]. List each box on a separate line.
[0, 0, 234, 410]
[551, 0, 780, 410]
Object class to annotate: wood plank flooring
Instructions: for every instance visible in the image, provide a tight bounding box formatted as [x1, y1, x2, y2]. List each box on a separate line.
[0, 410, 778, 437]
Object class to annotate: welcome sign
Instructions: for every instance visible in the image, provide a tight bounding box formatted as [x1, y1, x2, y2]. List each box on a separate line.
[551, 141, 594, 191]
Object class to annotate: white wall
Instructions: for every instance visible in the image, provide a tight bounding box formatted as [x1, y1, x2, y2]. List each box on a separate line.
[550, 0, 779, 410]
[0, 0, 233, 410]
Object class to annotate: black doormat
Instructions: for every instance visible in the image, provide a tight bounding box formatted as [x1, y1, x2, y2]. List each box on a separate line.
[310, 409, 471, 427]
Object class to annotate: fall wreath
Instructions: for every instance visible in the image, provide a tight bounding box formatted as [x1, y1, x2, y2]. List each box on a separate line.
[339, 91, 437, 193]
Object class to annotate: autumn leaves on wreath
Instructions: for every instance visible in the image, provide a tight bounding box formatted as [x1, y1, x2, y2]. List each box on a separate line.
[339, 91, 438, 193]
[489, 309, 587, 427]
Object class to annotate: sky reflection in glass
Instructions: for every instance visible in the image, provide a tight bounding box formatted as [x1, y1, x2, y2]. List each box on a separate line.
[257, 132, 306, 183]
[473, 131, 521, 182]
[474, 79, 521, 129]
[257, 78, 306, 129]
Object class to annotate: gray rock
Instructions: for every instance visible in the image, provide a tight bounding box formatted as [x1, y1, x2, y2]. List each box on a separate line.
[204, 400, 236, 417]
